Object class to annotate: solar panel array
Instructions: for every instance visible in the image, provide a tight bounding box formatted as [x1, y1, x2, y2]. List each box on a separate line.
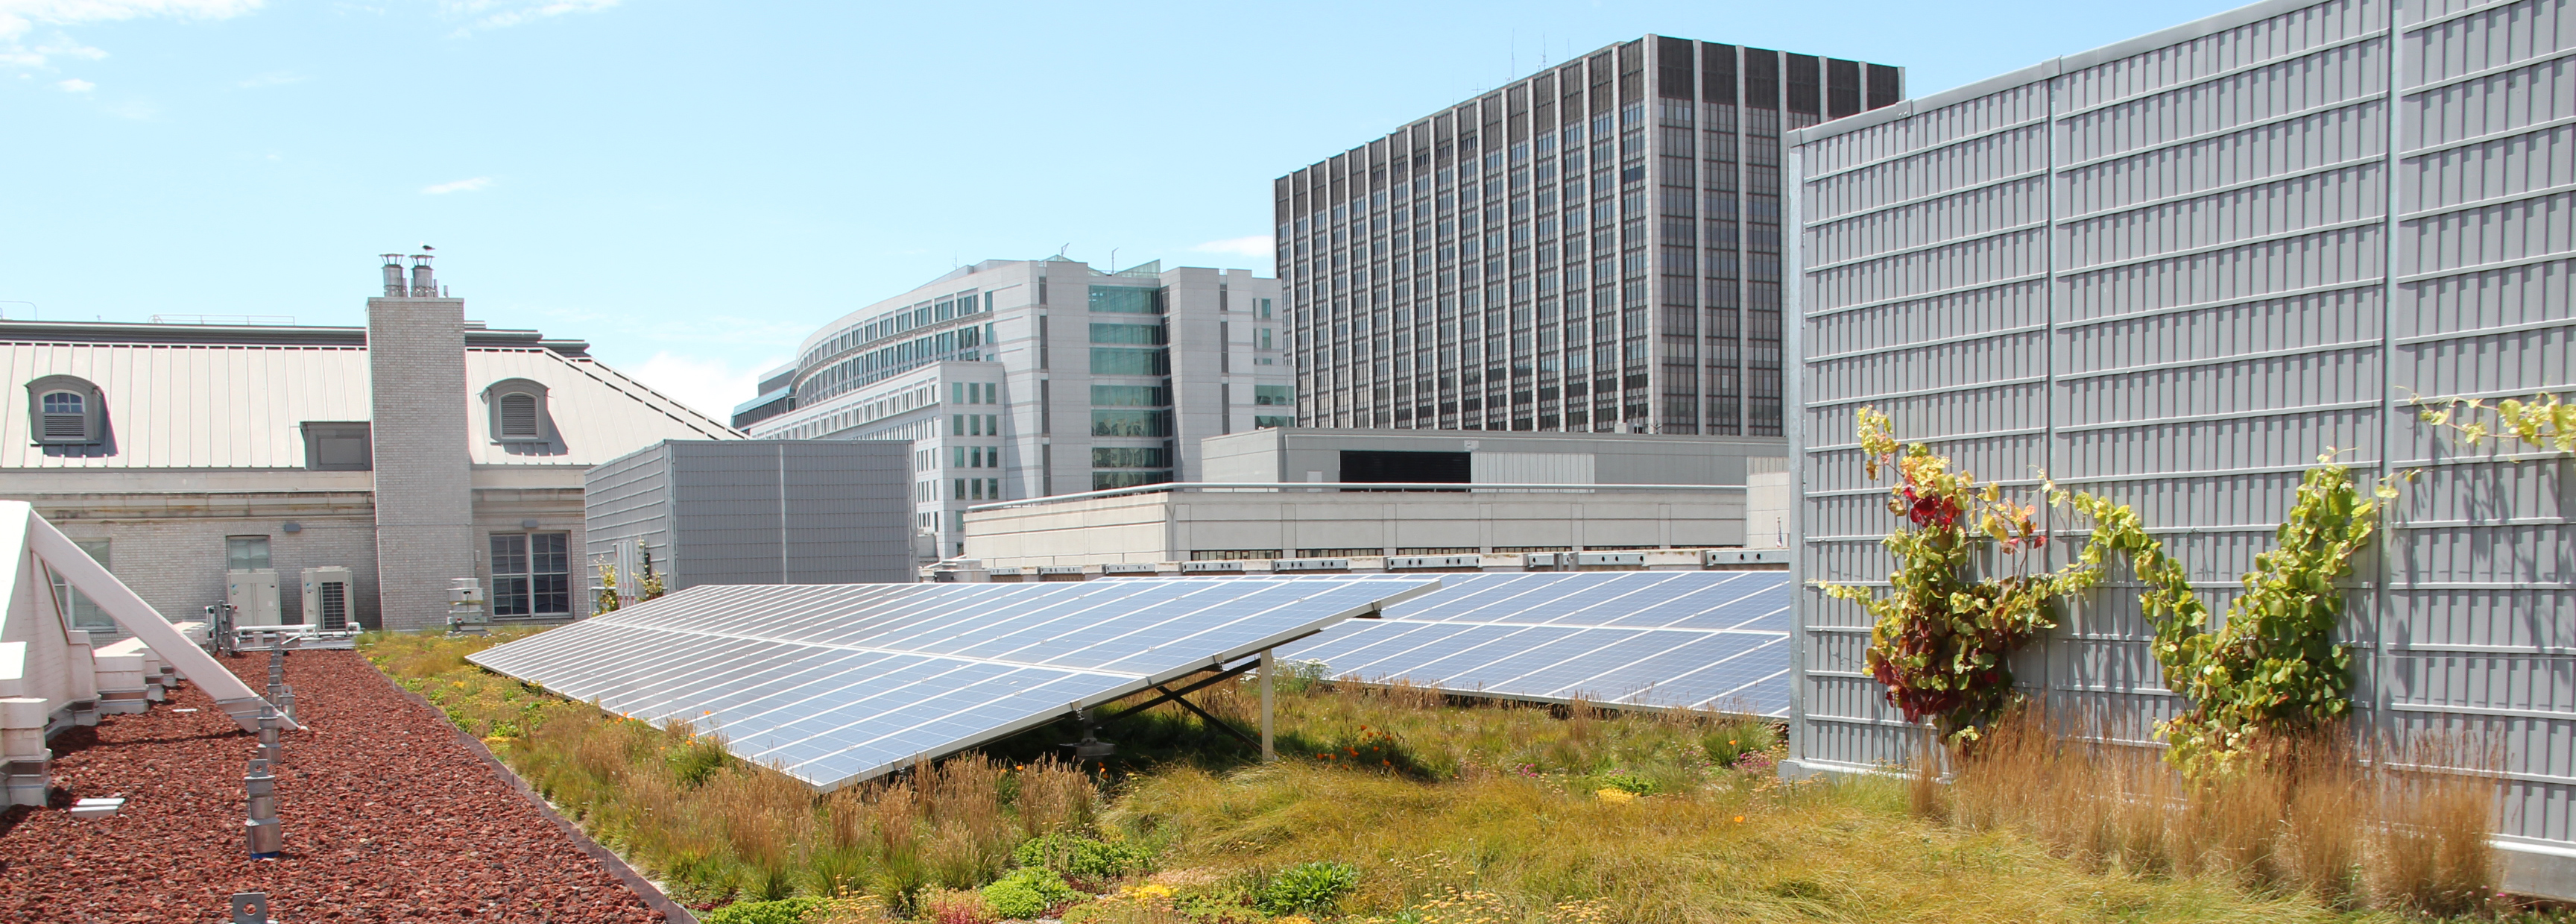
[1279, 571, 1792, 715]
[469, 576, 1435, 790]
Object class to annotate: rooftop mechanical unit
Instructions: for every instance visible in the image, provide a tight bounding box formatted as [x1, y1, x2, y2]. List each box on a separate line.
[226, 570, 280, 627]
[299, 567, 354, 631]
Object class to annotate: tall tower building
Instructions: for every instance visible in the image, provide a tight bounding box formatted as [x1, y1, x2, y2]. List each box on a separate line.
[1276, 37, 1901, 435]
[736, 257, 1289, 560]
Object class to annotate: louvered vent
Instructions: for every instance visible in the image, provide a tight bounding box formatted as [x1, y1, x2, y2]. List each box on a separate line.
[42, 413, 87, 439]
[499, 392, 539, 438]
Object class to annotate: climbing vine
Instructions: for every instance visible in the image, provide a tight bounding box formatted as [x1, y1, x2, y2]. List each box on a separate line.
[1815, 409, 2103, 746]
[2415, 391, 2576, 457]
[596, 562, 623, 613]
[2057, 453, 2401, 778]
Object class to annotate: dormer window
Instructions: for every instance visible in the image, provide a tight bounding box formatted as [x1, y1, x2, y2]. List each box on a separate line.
[482, 378, 555, 444]
[26, 374, 104, 445]
[499, 392, 540, 439]
[42, 392, 84, 436]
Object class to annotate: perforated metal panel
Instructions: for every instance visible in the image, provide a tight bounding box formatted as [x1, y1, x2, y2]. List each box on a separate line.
[1787, 0, 2575, 870]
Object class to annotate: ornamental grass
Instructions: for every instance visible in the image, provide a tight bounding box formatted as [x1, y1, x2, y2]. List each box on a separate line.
[1941, 707, 2503, 917]
[368, 632, 2547, 923]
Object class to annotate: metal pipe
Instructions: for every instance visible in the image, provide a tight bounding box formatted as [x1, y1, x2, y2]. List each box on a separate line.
[256, 704, 282, 767]
[244, 756, 280, 858]
[1260, 647, 1275, 762]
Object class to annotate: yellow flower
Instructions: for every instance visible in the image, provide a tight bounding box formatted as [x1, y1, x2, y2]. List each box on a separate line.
[1594, 788, 1635, 805]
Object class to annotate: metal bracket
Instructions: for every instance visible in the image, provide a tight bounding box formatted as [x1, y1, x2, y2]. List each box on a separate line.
[1100, 656, 1266, 748]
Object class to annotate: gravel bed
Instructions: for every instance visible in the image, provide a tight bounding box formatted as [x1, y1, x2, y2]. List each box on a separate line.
[0, 649, 666, 923]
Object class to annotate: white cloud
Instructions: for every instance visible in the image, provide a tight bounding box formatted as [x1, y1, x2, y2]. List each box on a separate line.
[1, 0, 260, 69]
[1192, 235, 1275, 259]
[625, 351, 778, 424]
[52, 75, 87, 90]
[441, 0, 616, 36]
[420, 176, 491, 195]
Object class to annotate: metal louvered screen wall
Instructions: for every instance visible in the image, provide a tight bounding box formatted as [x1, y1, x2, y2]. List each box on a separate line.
[1787, 0, 2576, 889]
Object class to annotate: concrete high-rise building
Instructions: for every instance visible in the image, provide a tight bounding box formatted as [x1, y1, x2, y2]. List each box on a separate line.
[736, 257, 1289, 559]
[1276, 37, 1901, 435]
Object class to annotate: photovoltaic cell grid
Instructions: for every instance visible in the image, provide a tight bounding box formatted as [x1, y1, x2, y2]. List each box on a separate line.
[1279, 572, 1792, 715]
[468, 576, 1436, 790]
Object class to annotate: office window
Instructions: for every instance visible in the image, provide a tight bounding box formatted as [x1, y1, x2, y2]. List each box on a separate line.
[490, 532, 571, 617]
[47, 539, 115, 629]
[1088, 286, 1164, 314]
[1091, 447, 1169, 468]
[1255, 415, 1294, 429]
[1091, 409, 1170, 437]
[1092, 470, 1172, 490]
[1089, 323, 1166, 345]
[1089, 348, 1169, 376]
[227, 535, 271, 572]
[1091, 385, 1167, 406]
[1254, 385, 1295, 406]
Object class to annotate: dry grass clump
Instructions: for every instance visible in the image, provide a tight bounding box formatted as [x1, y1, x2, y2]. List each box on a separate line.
[370, 631, 2534, 923]
[370, 631, 1104, 908]
[1111, 758, 2344, 923]
[1942, 708, 2502, 916]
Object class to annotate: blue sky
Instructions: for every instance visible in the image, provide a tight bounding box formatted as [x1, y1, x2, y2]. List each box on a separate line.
[3, 0, 2249, 418]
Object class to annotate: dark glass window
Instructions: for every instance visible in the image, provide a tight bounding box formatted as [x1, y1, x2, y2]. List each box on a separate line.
[1089, 348, 1169, 376]
[1087, 286, 1164, 314]
[1091, 385, 1168, 406]
[1091, 447, 1169, 468]
[1092, 470, 1172, 490]
[1090, 409, 1170, 437]
[1087, 323, 1166, 345]
[490, 532, 570, 617]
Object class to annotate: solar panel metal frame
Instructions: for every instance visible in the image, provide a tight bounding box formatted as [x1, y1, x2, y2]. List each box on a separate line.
[1281, 572, 1793, 716]
[468, 576, 1438, 791]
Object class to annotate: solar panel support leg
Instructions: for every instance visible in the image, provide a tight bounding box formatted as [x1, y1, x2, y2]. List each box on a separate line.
[1260, 647, 1275, 762]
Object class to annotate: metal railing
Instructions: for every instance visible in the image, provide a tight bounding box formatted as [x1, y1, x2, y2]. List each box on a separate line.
[966, 481, 1746, 513]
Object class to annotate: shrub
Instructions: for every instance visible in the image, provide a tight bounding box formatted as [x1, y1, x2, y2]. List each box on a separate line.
[1702, 720, 1777, 768]
[702, 896, 824, 924]
[1594, 771, 1653, 795]
[802, 896, 900, 924]
[1270, 658, 1332, 694]
[918, 888, 998, 924]
[1257, 861, 1360, 916]
[1011, 833, 1155, 888]
[982, 867, 1084, 920]
[668, 726, 731, 787]
[1311, 725, 1431, 777]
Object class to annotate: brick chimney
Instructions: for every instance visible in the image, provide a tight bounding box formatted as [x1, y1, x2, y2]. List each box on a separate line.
[367, 253, 473, 631]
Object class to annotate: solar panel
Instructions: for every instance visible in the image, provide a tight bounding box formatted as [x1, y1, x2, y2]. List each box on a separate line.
[1279, 572, 1793, 715]
[470, 576, 1437, 790]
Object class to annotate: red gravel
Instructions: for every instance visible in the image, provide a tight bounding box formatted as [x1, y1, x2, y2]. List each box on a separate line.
[0, 649, 667, 923]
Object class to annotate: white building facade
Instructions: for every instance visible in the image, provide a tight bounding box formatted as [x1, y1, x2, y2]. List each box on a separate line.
[737, 258, 1291, 559]
[0, 257, 739, 632]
